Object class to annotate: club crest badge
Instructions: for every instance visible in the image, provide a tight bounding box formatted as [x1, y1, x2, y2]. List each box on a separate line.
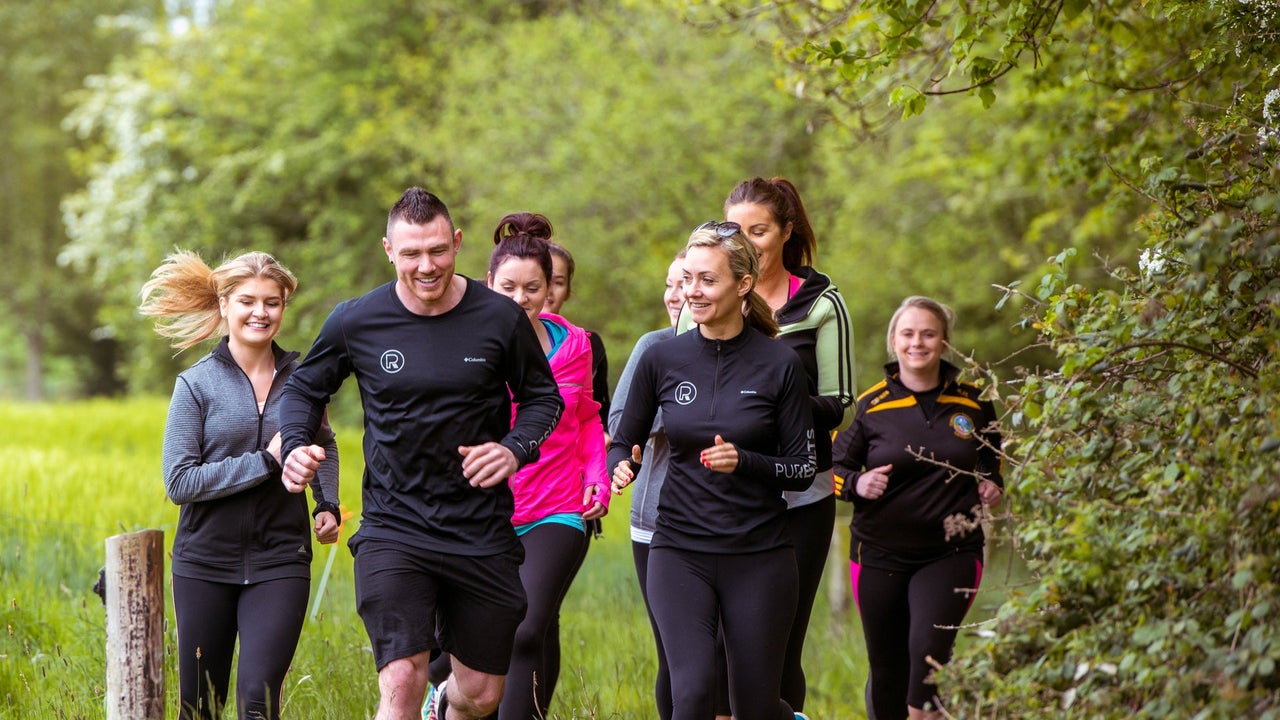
[950, 413, 975, 439]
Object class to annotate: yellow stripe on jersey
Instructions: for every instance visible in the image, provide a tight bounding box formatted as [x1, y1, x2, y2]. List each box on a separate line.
[866, 396, 918, 414]
[938, 393, 981, 411]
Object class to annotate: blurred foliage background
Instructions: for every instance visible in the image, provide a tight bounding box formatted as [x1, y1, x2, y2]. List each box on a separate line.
[3, 0, 1082, 411]
[5, 0, 1279, 715]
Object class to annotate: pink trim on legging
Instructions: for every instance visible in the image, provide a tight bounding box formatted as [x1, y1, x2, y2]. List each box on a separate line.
[849, 560, 861, 611]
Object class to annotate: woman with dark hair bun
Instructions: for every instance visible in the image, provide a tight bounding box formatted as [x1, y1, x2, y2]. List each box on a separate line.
[477, 212, 610, 720]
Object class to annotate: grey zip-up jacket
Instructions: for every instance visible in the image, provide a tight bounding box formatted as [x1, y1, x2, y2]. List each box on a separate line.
[609, 326, 675, 542]
[162, 339, 339, 584]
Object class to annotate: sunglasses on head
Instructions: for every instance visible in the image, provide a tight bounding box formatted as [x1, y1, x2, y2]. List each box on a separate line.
[696, 220, 742, 238]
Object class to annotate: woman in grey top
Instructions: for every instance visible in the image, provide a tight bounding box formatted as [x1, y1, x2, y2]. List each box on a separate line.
[141, 250, 339, 720]
[607, 249, 685, 720]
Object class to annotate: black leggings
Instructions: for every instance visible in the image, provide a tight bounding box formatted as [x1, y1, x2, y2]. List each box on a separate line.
[631, 541, 672, 720]
[498, 523, 589, 720]
[713, 495, 835, 714]
[781, 495, 836, 710]
[648, 546, 797, 720]
[852, 552, 983, 718]
[172, 574, 309, 720]
[541, 527, 590, 704]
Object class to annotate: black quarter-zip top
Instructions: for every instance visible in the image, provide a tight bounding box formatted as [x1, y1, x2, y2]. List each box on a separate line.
[608, 325, 816, 554]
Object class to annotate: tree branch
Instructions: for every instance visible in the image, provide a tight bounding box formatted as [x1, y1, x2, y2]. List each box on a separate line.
[1103, 156, 1192, 225]
[1104, 340, 1258, 380]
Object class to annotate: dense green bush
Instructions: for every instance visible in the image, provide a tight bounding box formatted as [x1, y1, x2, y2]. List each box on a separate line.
[947, 96, 1280, 720]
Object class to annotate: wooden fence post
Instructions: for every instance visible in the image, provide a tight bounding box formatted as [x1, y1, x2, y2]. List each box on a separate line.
[104, 529, 165, 720]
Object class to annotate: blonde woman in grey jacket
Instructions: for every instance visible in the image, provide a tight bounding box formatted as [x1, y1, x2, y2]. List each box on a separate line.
[141, 250, 339, 720]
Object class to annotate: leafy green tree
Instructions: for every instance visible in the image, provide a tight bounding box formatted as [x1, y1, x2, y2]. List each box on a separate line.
[62, 0, 820, 398]
[956, 154, 1280, 718]
[811, 100, 1073, 389]
[420, 3, 818, 360]
[63, 0, 463, 392]
[0, 1, 148, 398]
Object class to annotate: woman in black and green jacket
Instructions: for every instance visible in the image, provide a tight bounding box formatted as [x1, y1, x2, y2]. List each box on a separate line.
[142, 250, 339, 720]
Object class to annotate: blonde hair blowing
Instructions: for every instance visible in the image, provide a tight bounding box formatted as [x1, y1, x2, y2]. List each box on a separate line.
[685, 227, 779, 338]
[139, 250, 298, 350]
[885, 295, 956, 359]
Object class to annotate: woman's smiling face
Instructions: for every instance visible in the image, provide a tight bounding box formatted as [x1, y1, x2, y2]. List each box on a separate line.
[489, 256, 549, 325]
[682, 245, 749, 330]
[892, 306, 946, 377]
[219, 276, 285, 350]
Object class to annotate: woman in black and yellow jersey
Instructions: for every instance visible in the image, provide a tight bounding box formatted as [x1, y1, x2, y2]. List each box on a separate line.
[833, 296, 1003, 720]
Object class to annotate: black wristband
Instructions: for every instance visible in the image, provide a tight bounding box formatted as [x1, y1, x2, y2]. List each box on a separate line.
[313, 501, 340, 519]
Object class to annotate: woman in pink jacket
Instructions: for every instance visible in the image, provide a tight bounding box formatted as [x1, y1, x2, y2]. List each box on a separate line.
[486, 211, 610, 720]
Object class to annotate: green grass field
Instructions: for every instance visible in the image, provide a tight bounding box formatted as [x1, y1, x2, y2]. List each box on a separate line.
[0, 399, 1012, 719]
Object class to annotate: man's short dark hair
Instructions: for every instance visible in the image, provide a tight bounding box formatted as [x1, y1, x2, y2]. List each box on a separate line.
[387, 187, 454, 236]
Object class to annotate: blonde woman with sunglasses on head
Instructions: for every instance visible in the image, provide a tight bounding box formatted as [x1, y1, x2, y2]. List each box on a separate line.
[611, 222, 815, 720]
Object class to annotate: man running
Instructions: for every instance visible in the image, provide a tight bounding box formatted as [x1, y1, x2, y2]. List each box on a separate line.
[278, 187, 563, 720]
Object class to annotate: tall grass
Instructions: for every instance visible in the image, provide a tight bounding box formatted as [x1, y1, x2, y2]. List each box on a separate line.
[1, 399, 1012, 719]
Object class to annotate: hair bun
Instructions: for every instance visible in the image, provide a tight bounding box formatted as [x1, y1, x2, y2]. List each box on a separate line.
[492, 212, 554, 245]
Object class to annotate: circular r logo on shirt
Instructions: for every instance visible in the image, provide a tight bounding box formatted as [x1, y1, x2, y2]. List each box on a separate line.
[381, 350, 405, 374]
[675, 381, 697, 405]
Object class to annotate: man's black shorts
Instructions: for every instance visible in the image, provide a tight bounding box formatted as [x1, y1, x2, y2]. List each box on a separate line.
[352, 535, 527, 674]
